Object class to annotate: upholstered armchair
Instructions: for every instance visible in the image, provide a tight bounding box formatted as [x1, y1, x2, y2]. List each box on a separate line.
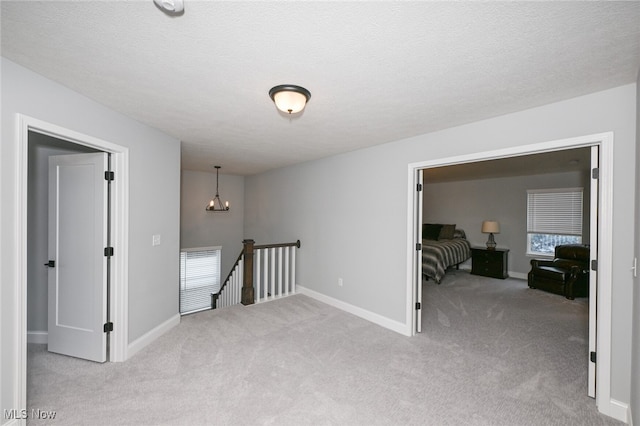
[527, 244, 590, 300]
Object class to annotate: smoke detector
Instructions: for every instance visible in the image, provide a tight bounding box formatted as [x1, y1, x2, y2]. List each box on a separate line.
[153, 0, 184, 14]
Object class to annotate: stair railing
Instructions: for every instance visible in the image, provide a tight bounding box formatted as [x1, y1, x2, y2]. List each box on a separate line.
[212, 239, 300, 309]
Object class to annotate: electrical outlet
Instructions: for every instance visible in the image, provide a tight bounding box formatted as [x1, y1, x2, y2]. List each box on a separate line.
[152, 234, 161, 246]
[338, 278, 343, 287]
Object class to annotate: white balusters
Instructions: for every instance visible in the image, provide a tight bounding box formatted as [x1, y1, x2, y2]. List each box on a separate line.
[214, 241, 299, 309]
[291, 247, 296, 294]
[255, 249, 262, 303]
[263, 248, 270, 300]
[217, 258, 243, 309]
[270, 247, 276, 300]
[284, 247, 290, 296]
[252, 244, 297, 304]
[278, 247, 283, 297]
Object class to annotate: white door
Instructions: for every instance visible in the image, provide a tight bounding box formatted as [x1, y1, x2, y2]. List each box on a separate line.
[588, 145, 599, 397]
[415, 169, 424, 333]
[47, 153, 108, 362]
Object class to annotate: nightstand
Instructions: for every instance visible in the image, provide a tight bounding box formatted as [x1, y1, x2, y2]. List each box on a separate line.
[471, 248, 509, 279]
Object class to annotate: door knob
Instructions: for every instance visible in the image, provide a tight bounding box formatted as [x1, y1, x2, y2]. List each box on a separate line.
[44, 260, 55, 267]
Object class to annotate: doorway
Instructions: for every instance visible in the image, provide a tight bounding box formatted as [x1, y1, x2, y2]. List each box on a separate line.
[406, 132, 616, 418]
[16, 114, 130, 412]
[27, 133, 100, 347]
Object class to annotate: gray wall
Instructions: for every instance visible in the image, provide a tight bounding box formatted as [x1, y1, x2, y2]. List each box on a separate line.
[423, 170, 591, 276]
[27, 134, 99, 334]
[180, 170, 245, 281]
[244, 84, 637, 406]
[1, 57, 181, 420]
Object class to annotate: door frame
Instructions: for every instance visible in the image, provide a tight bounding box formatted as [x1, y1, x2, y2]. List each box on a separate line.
[16, 114, 130, 408]
[406, 132, 618, 419]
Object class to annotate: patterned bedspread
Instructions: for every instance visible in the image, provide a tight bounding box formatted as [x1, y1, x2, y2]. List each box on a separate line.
[422, 238, 472, 284]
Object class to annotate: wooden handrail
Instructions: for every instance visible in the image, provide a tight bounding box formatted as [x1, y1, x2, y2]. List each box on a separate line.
[254, 240, 301, 250]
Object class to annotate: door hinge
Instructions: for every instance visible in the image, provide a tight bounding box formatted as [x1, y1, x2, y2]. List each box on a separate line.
[591, 259, 598, 271]
[415, 302, 421, 310]
[105, 171, 115, 181]
[416, 243, 422, 251]
[103, 322, 114, 333]
[592, 168, 599, 179]
[590, 351, 596, 363]
[417, 183, 422, 192]
[104, 247, 114, 257]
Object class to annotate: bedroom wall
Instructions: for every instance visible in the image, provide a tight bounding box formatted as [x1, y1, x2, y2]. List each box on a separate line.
[422, 169, 591, 277]
[180, 170, 245, 281]
[1, 58, 181, 420]
[244, 83, 637, 408]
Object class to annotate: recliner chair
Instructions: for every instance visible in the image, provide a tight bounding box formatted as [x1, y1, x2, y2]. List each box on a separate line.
[528, 244, 590, 300]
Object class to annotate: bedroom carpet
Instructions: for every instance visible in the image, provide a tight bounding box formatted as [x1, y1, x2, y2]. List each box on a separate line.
[27, 271, 622, 425]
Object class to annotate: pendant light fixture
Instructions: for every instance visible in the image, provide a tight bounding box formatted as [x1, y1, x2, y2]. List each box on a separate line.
[206, 166, 229, 212]
[269, 85, 311, 114]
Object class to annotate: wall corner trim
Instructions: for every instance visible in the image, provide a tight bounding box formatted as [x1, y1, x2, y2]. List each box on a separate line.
[296, 285, 411, 336]
[126, 314, 180, 360]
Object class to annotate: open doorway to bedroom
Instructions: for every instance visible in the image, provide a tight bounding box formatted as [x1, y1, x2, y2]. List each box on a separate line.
[406, 132, 614, 414]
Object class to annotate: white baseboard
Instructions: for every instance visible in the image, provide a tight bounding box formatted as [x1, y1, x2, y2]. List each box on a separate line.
[509, 271, 527, 280]
[127, 313, 180, 359]
[27, 331, 48, 344]
[601, 398, 629, 423]
[457, 266, 527, 281]
[296, 285, 411, 336]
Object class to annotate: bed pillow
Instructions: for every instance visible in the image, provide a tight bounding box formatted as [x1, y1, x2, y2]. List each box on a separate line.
[453, 228, 466, 239]
[438, 224, 456, 240]
[422, 223, 443, 240]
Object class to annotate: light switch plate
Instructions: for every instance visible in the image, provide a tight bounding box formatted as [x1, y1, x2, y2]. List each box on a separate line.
[152, 234, 161, 246]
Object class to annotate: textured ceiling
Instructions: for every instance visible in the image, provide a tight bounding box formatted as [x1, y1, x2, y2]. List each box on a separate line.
[2, 1, 639, 176]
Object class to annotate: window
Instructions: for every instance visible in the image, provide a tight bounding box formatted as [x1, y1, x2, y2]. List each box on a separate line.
[179, 246, 221, 314]
[527, 188, 583, 256]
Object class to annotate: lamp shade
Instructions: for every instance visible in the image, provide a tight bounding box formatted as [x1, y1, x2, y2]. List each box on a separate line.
[269, 85, 311, 114]
[481, 220, 500, 233]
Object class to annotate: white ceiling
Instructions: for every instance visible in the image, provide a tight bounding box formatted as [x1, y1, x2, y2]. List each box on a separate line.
[2, 1, 639, 176]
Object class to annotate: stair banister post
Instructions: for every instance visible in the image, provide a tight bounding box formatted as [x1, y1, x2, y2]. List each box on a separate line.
[211, 293, 219, 310]
[241, 239, 255, 305]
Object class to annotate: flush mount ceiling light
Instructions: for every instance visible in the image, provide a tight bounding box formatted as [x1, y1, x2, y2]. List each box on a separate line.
[206, 166, 229, 212]
[153, 0, 184, 14]
[269, 85, 311, 114]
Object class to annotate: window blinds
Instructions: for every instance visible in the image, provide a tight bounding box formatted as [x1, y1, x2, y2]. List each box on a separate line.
[527, 188, 583, 236]
[179, 246, 221, 314]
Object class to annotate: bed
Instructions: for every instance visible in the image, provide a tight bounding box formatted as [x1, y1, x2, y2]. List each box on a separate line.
[422, 223, 472, 284]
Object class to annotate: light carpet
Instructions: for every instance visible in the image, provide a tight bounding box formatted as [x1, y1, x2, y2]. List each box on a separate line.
[27, 270, 622, 425]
